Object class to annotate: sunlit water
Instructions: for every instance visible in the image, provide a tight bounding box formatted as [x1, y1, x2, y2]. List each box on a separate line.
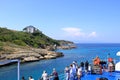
[0, 43, 120, 80]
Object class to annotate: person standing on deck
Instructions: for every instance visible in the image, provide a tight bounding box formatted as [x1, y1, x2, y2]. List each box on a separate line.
[64, 66, 70, 80]
[51, 68, 59, 80]
[28, 76, 34, 80]
[72, 61, 77, 80]
[80, 62, 84, 71]
[41, 70, 49, 80]
[77, 66, 82, 80]
[85, 61, 89, 73]
[21, 76, 26, 80]
[69, 64, 74, 80]
[88, 64, 92, 74]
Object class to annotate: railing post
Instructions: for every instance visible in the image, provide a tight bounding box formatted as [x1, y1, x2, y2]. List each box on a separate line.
[18, 60, 20, 80]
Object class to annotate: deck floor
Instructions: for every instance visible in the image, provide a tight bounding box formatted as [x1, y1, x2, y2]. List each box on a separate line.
[81, 72, 120, 80]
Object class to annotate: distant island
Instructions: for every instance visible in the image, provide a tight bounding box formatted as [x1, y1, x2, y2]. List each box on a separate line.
[0, 26, 76, 65]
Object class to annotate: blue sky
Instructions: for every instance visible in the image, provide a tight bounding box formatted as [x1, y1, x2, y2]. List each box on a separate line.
[0, 0, 120, 43]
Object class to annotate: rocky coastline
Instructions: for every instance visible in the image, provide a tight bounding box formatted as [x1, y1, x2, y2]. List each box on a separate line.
[57, 40, 76, 49]
[0, 27, 76, 66]
[57, 45, 76, 50]
[0, 47, 63, 64]
[0, 43, 76, 66]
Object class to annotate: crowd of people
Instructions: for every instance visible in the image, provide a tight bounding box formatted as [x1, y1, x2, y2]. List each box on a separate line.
[21, 68, 59, 80]
[21, 56, 115, 80]
[21, 60, 90, 80]
[64, 56, 115, 80]
[64, 61, 91, 80]
[41, 68, 59, 80]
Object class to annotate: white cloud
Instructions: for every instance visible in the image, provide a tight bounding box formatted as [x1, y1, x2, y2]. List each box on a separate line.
[61, 27, 85, 37]
[61, 27, 97, 38]
[88, 31, 97, 37]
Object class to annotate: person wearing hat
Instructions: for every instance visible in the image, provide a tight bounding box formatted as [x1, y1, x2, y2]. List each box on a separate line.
[41, 70, 49, 80]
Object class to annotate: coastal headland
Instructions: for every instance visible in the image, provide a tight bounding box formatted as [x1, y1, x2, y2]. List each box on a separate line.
[0, 26, 76, 66]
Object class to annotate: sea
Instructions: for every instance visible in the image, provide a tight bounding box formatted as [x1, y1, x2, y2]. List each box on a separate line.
[0, 43, 120, 80]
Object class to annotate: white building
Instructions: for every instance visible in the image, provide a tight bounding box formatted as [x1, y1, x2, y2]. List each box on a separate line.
[23, 25, 38, 33]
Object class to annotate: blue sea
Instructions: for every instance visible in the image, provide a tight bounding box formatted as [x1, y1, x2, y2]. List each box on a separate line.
[0, 43, 120, 80]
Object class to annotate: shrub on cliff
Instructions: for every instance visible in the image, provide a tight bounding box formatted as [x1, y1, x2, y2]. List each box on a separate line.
[13, 40, 27, 46]
[0, 27, 60, 48]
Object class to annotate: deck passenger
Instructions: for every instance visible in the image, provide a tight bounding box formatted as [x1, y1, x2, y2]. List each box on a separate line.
[51, 68, 59, 80]
[64, 66, 70, 80]
[88, 64, 91, 74]
[77, 66, 82, 80]
[41, 70, 49, 80]
[80, 62, 84, 71]
[85, 61, 89, 72]
[21, 76, 26, 80]
[108, 62, 114, 76]
[69, 64, 74, 80]
[94, 56, 100, 65]
[72, 61, 77, 79]
[28, 76, 34, 80]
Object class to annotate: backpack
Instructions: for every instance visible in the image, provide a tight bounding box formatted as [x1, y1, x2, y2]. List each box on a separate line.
[53, 72, 58, 77]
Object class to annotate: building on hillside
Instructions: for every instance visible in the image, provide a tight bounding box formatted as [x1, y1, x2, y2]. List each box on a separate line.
[23, 25, 39, 33]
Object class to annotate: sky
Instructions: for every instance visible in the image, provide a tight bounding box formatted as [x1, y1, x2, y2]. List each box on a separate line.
[0, 0, 120, 43]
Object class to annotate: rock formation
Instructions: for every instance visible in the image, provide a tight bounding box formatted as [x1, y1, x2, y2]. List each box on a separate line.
[0, 45, 64, 63]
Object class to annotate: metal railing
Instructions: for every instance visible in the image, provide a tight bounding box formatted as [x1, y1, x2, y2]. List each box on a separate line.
[0, 59, 20, 80]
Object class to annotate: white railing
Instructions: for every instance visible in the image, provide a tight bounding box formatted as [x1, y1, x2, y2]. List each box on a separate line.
[0, 59, 20, 80]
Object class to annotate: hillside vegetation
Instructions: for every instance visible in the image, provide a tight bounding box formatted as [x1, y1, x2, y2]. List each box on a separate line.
[0, 27, 59, 48]
[0, 27, 75, 63]
[0, 27, 65, 63]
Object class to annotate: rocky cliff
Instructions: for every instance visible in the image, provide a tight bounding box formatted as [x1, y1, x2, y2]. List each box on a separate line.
[0, 27, 75, 65]
[0, 42, 63, 63]
[57, 40, 76, 49]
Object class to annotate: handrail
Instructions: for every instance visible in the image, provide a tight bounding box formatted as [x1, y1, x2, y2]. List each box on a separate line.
[0, 59, 20, 80]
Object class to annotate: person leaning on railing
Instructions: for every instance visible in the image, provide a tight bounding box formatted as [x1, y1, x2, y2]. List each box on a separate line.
[50, 68, 59, 80]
